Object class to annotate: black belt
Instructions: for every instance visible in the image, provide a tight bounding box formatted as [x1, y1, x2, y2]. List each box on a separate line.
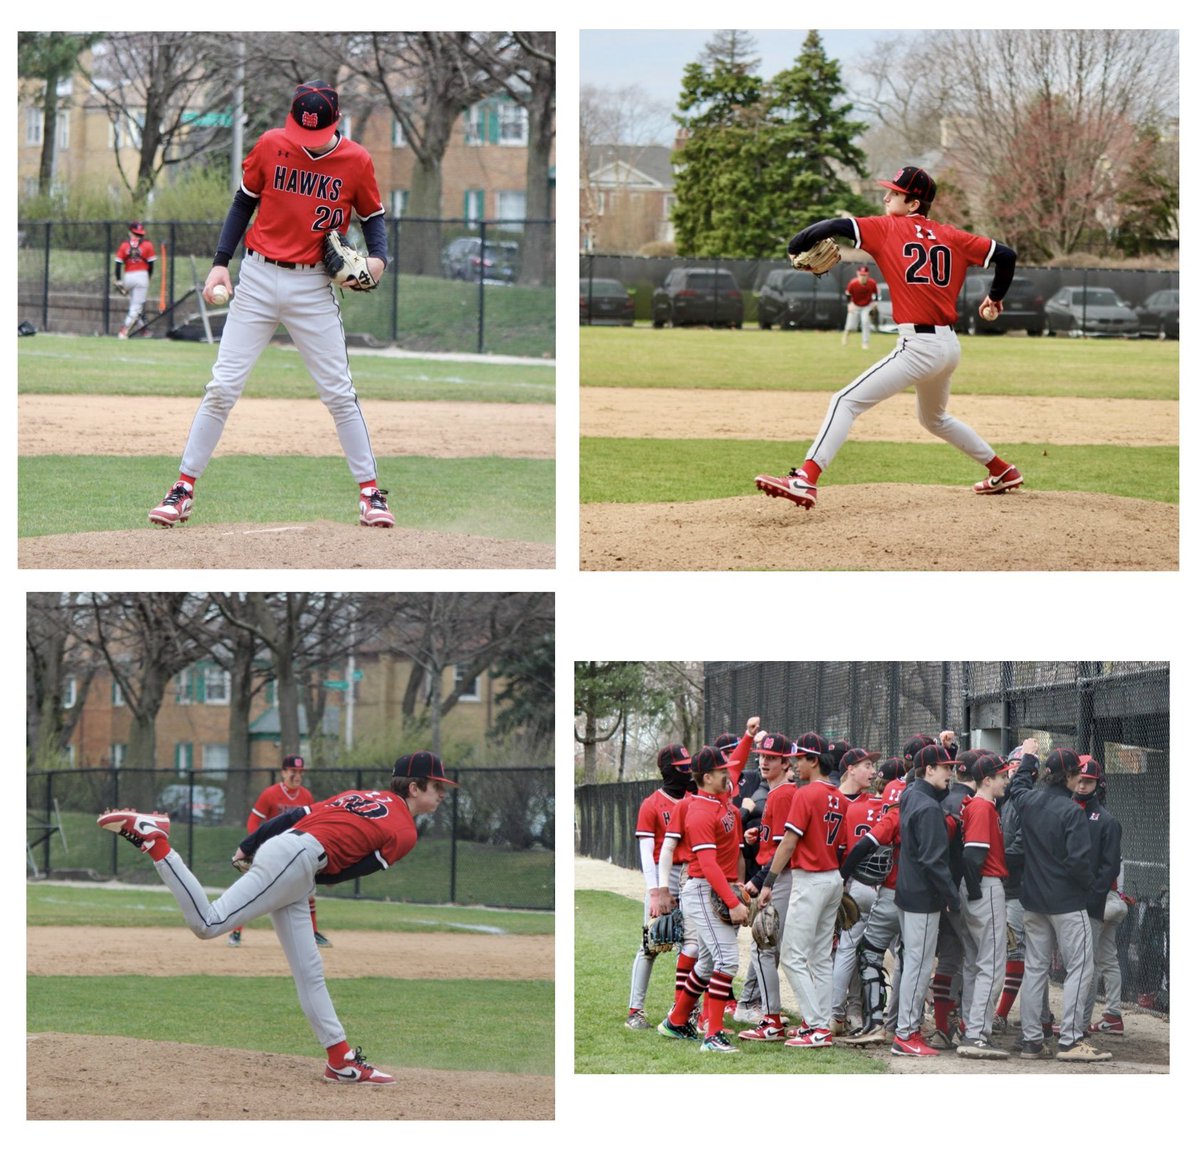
[247, 248, 318, 270]
[288, 829, 328, 862]
[914, 324, 936, 334]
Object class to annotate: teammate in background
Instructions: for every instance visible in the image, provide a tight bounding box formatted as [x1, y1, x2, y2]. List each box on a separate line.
[229, 755, 330, 949]
[956, 752, 1011, 1059]
[148, 81, 393, 530]
[758, 732, 847, 1050]
[1073, 756, 1127, 1038]
[98, 751, 458, 1083]
[1005, 746, 1111, 1062]
[891, 745, 961, 1057]
[113, 222, 156, 339]
[877, 755, 907, 811]
[842, 265, 879, 349]
[658, 746, 747, 1053]
[736, 732, 799, 1040]
[756, 165, 1022, 510]
[625, 744, 693, 1029]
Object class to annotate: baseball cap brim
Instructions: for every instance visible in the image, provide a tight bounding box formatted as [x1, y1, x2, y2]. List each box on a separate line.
[284, 115, 338, 149]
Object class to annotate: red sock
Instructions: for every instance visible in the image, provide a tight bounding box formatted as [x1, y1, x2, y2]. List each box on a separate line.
[326, 1041, 352, 1064]
[931, 972, 955, 1032]
[996, 961, 1024, 1019]
[179, 473, 196, 490]
[801, 460, 822, 484]
[985, 455, 1011, 477]
[359, 479, 378, 493]
[704, 971, 735, 1037]
[669, 968, 707, 1028]
[145, 837, 171, 862]
[674, 951, 697, 995]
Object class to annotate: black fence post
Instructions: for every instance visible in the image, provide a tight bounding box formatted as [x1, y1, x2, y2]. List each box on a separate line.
[43, 770, 54, 876]
[476, 219, 487, 354]
[42, 222, 52, 331]
[390, 218, 400, 344]
[449, 778, 460, 904]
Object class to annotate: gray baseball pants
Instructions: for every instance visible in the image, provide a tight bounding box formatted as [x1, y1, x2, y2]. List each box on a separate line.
[896, 909, 941, 1038]
[1022, 908, 1094, 1048]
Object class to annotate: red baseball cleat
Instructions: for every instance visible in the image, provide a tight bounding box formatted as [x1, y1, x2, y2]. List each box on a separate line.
[149, 481, 194, 527]
[755, 469, 816, 509]
[785, 1027, 833, 1048]
[359, 487, 395, 528]
[96, 809, 171, 851]
[324, 1047, 396, 1084]
[891, 1031, 940, 1057]
[973, 465, 1023, 495]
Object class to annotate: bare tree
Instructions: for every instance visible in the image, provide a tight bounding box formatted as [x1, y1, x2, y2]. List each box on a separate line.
[27, 593, 102, 769]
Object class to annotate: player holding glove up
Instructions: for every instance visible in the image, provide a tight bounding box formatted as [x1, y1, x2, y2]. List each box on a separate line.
[148, 81, 394, 531]
[756, 165, 1023, 510]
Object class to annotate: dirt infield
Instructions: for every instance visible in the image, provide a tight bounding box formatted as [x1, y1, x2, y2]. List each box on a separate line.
[27, 925, 554, 1120]
[580, 387, 1177, 571]
[576, 855, 1168, 1075]
[18, 396, 554, 569]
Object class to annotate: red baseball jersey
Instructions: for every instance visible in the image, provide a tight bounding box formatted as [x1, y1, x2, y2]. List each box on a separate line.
[241, 128, 384, 265]
[960, 794, 1008, 878]
[756, 782, 798, 867]
[783, 780, 847, 872]
[293, 789, 418, 875]
[845, 793, 886, 852]
[663, 792, 695, 869]
[635, 788, 683, 864]
[853, 213, 995, 326]
[882, 778, 907, 810]
[685, 790, 743, 905]
[116, 238, 156, 274]
[845, 277, 878, 307]
[248, 782, 315, 831]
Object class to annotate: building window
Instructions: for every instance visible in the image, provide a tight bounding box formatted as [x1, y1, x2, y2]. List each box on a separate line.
[497, 102, 528, 147]
[340, 114, 352, 140]
[66, 744, 76, 768]
[175, 743, 193, 770]
[202, 744, 230, 770]
[112, 680, 125, 707]
[454, 665, 481, 702]
[56, 110, 69, 150]
[111, 111, 144, 151]
[203, 667, 231, 705]
[391, 189, 409, 218]
[175, 671, 193, 705]
[392, 118, 407, 147]
[496, 190, 526, 229]
[63, 677, 77, 709]
[111, 743, 127, 768]
[464, 189, 485, 223]
[466, 98, 528, 147]
[25, 106, 43, 146]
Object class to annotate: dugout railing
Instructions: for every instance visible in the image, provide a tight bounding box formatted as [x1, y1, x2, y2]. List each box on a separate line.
[17, 217, 555, 358]
[28, 764, 554, 910]
[580, 252, 1178, 332]
[575, 660, 1168, 1014]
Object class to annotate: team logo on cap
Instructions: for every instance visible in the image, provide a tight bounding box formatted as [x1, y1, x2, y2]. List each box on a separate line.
[302, 111, 319, 129]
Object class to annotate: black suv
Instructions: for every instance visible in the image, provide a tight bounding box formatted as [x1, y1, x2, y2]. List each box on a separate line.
[652, 267, 744, 328]
[756, 268, 846, 329]
[441, 237, 520, 283]
[955, 274, 1045, 335]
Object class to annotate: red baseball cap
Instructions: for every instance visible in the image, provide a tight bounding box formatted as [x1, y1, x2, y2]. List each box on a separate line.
[284, 81, 340, 149]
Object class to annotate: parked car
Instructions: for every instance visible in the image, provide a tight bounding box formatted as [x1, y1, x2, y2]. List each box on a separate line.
[755, 269, 845, 330]
[955, 274, 1045, 336]
[652, 267, 744, 328]
[157, 784, 225, 825]
[441, 237, 519, 283]
[1136, 288, 1179, 339]
[1043, 285, 1140, 337]
[580, 277, 635, 325]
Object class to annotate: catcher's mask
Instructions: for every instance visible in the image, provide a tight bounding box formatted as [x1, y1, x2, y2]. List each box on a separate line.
[852, 843, 894, 886]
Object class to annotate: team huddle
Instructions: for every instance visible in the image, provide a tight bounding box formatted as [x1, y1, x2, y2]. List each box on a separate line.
[627, 721, 1127, 1061]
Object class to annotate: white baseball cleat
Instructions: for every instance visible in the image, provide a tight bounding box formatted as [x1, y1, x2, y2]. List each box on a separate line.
[96, 809, 171, 850]
[973, 465, 1023, 495]
[755, 469, 817, 509]
[358, 487, 395, 528]
[149, 481, 194, 526]
[324, 1047, 396, 1084]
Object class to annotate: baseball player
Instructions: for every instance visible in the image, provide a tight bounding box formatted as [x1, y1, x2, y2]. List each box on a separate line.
[891, 744, 962, 1057]
[758, 731, 848, 1049]
[755, 165, 1022, 509]
[97, 750, 458, 1083]
[955, 752, 1011, 1058]
[113, 222, 156, 338]
[626, 743, 692, 1029]
[842, 265, 879, 349]
[831, 748, 883, 1033]
[1073, 756, 1127, 1038]
[228, 754, 331, 949]
[736, 732, 799, 1041]
[657, 746, 747, 1053]
[1005, 747, 1111, 1062]
[148, 81, 393, 530]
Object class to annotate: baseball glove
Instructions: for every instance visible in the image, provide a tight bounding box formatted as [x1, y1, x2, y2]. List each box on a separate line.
[232, 853, 252, 874]
[112, 279, 127, 295]
[790, 237, 841, 277]
[1006, 924, 1018, 954]
[322, 229, 377, 291]
[835, 891, 861, 932]
[645, 908, 683, 954]
[710, 882, 755, 926]
[750, 901, 781, 950]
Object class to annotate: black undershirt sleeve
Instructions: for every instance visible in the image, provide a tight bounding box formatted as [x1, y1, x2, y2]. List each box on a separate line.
[986, 243, 1017, 301]
[787, 217, 857, 257]
[213, 189, 259, 267]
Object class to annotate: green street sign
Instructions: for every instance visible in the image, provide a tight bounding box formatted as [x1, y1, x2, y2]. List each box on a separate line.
[323, 679, 349, 690]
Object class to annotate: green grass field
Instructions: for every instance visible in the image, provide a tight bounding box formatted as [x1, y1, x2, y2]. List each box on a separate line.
[28, 885, 553, 1075]
[18, 335, 555, 540]
[580, 328, 1178, 506]
[574, 889, 885, 1074]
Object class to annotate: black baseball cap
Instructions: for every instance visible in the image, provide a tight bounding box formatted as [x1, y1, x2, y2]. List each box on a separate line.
[1078, 754, 1102, 779]
[796, 732, 826, 758]
[826, 739, 852, 769]
[285, 81, 340, 148]
[393, 750, 459, 786]
[691, 745, 727, 778]
[878, 165, 937, 206]
[970, 752, 1007, 782]
[839, 748, 882, 774]
[1045, 748, 1082, 777]
[657, 744, 692, 773]
[712, 732, 740, 753]
[757, 732, 796, 758]
[282, 755, 305, 770]
[877, 756, 904, 781]
[128, 221, 146, 236]
[914, 744, 961, 772]
[904, 734, 936, 760]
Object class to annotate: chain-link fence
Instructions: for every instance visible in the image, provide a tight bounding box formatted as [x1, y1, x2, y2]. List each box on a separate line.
[580, 252, 1178, 332]
[18, 218, 555, 358]
[575, 660, 1168, 1012]
[28, 764, 553, 910]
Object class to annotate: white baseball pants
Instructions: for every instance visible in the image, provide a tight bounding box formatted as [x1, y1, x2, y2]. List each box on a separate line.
[843, 303, 872, 347]
[832, 879, 877, 1020]
[122, 269, 150, 328]
[780, 868, 843, 1030]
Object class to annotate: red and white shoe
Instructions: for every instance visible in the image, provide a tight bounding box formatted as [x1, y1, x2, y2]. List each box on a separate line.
[359, 487, 395, 528]
[149, 481, 194, 527]
[973, 465, 1023, 495]
[324, 1047, 396, 1084]
[738, 1022, 787, 1042]
[891, 1031, 939, 1057]
[784, 1027, 832, 1048]
[755, 469, 816, 509]
[1088, 1014, 1124, 1037]
[96, 809, 171, 851]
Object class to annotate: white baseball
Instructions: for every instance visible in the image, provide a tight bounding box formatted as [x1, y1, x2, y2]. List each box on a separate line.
[980, 302, 998, 321]
[211, 284, 229, 305]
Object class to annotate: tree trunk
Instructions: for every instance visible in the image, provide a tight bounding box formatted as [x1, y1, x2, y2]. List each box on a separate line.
[520, 88, 554, 285]
[38, 74, 59, 194]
